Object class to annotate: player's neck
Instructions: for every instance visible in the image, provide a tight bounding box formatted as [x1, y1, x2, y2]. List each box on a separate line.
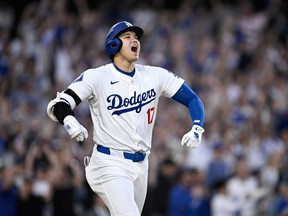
[113, 59, 135, 73]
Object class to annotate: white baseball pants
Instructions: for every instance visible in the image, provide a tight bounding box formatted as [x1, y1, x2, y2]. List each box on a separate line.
[85, 146, 149, 216]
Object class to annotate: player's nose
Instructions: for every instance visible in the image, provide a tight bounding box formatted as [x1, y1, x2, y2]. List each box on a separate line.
[131, 36, 139, 42]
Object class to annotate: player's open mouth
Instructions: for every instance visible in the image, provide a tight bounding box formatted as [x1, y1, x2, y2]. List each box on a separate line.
[131, 46, 138, 53]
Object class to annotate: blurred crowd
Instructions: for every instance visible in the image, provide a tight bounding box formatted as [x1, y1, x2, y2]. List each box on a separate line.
[0, 0, 287, 215]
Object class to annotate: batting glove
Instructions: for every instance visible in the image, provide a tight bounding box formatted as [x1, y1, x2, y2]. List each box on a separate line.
[63, 116, 88, 142]
[181, 125, 205, 148]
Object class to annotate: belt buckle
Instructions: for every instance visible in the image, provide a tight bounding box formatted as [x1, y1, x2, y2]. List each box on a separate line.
[132, 151, 146, 162]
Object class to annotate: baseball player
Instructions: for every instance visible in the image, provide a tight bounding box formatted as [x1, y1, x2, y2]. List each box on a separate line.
[47, 21, 205, 216]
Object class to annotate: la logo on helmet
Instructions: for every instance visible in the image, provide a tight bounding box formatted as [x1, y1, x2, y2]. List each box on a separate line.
[107, 21, 132, 36]
[124, 21, 133, 27]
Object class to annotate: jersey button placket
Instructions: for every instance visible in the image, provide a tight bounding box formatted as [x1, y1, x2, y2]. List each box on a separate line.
[130, 79, 138, 146]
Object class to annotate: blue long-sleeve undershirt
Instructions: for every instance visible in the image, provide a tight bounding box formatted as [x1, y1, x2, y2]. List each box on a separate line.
[172, 84, 204, 127]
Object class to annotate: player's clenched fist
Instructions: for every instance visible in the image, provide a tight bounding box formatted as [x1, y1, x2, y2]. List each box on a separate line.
[181, 125, 205, 148]
[63, 116, 88, 142]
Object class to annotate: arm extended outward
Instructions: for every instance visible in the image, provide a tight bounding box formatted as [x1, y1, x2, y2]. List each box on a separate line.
[172, 84, 205, 148]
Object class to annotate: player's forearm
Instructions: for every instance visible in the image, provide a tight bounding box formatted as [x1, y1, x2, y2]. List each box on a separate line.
[53, 101, 75, 124]
[188, 96, 204, 127]
[47, 88, 88, 142]
[172, 83, 204, 127]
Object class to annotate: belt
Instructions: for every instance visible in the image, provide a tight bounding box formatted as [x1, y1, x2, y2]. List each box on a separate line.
[96, 145, 146, 162]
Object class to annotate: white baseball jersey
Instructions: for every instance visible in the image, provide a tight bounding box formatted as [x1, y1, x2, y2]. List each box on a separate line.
[68, 63, 184, 152]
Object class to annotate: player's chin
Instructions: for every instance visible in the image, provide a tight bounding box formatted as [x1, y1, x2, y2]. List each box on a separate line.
[130, 53, 139, 61]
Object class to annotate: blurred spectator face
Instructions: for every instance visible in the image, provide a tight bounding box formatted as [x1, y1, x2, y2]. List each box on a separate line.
[235, 159, 249, 180]
[161, 160, 177, 178]
[213, 143, 225, 159]
[192, 184, 206, 198]
[280, 128, 288, 144]
[181, 169, 199, 188]
[280, 182, 288, 198]
[2, 165, 17, 183]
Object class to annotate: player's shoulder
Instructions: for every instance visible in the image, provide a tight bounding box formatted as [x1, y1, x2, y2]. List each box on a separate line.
[80, 63, 113, 79]
[83, 63, 113, 74]
[135, 64, 167, 74]
[135, 64, 179, 80]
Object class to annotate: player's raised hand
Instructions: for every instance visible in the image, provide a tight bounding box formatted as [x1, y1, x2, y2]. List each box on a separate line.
[181, 125, 205, 148]
[63, 116, 88, 142]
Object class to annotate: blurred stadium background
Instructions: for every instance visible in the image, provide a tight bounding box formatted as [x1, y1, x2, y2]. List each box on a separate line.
[0, 0, 287, 215]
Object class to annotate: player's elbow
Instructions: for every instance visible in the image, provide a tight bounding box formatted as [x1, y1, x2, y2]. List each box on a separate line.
[189, 95, 204, 110]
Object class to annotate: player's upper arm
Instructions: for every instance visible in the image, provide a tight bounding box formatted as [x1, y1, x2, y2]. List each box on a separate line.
[67, 69, 98, 101]
[47, 68, 97, 123]
[148, 66, 184, 98]
[171, 84, 197, 107]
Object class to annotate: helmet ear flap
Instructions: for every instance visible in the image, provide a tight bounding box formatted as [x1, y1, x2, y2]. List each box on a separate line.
[105, 38, 122, 56]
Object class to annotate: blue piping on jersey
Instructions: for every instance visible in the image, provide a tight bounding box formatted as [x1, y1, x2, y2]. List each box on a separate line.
[172, 84, 204, 127]
[113, 63, 135, 77]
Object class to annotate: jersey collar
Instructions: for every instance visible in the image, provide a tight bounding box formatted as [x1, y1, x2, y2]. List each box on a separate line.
[113, 63, 135, 77]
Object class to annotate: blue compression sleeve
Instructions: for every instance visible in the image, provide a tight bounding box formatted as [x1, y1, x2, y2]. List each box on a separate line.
[172, 84, 204, 127]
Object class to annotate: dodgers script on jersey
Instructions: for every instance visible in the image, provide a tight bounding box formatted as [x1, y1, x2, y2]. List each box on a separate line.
[68, 63, 184, 152]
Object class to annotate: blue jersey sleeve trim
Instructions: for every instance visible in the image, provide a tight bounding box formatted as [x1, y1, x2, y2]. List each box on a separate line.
[172, 84, 204, 126]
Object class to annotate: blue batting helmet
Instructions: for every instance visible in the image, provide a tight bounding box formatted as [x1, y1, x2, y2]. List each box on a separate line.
[105, 21, 144, 56]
